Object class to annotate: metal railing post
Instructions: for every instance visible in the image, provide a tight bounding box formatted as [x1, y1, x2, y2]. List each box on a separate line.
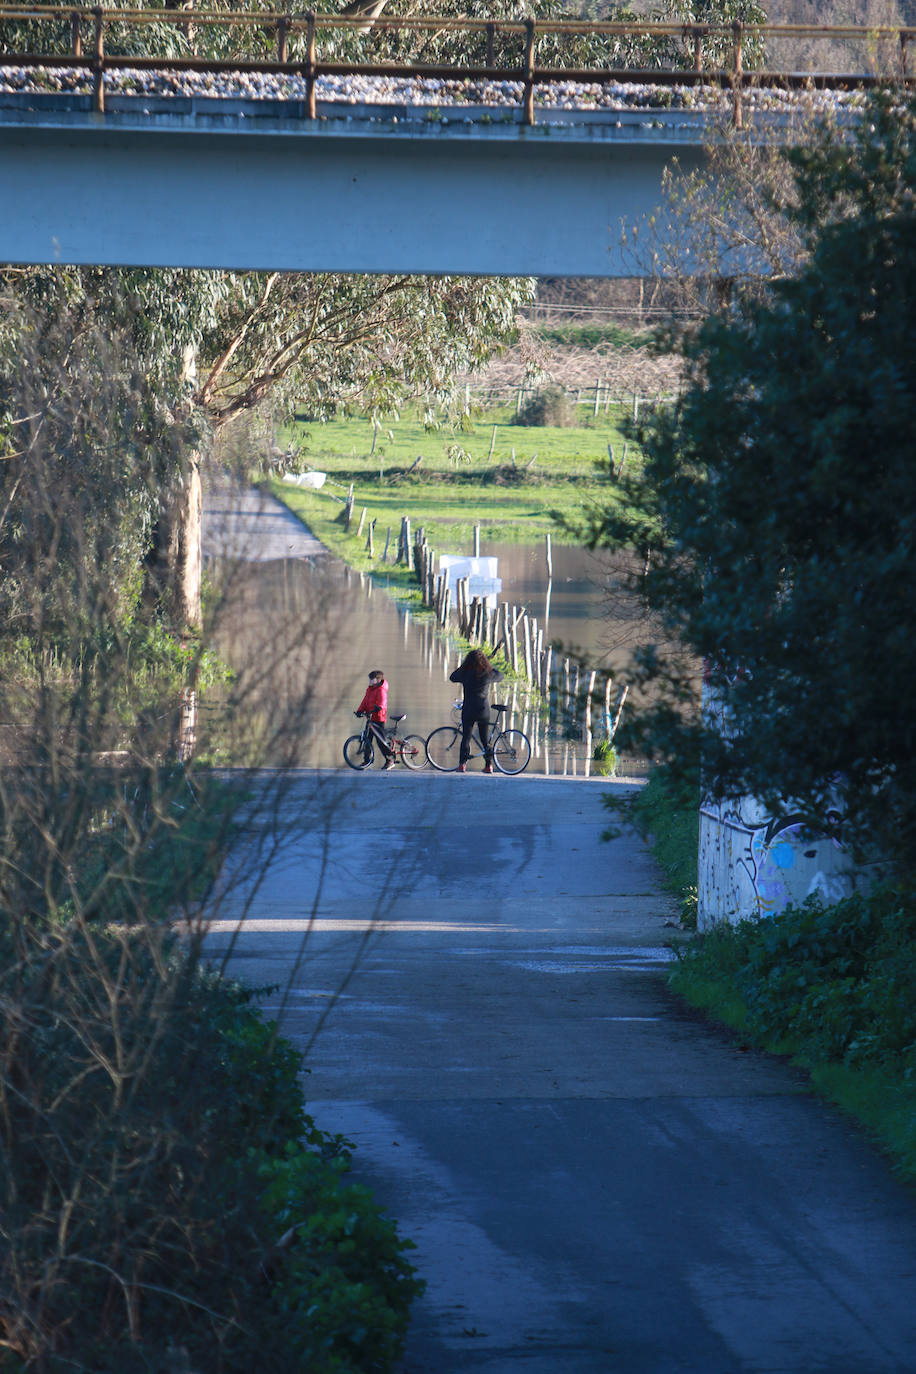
[731, 19, 743, 129]
[486, 20, 495, 68]
[277, 15, 289, 64]
[91, 5, 104, 114]
[70, 8, 81, 57]
[305, 9, 317, 118]
[692, 25, 703, 71]
[522, 16, 535, 126]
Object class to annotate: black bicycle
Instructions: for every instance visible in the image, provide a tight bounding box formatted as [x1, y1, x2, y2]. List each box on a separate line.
[343, 712, 427, 771]
[425, 704, 531, 774]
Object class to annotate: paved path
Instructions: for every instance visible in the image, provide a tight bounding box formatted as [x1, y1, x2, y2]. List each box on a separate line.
[207, 771, 916, 1374]
[202, 479, 328, 562]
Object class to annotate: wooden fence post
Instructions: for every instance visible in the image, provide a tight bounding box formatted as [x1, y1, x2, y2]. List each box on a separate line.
[611, 684, 629, 738]
[584, 669, 597, 730]
[522, 16, 536, 125]
[521, 614, 533, 681]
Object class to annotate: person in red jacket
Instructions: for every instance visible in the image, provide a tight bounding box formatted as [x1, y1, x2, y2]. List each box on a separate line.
[355, 668, 394, 768]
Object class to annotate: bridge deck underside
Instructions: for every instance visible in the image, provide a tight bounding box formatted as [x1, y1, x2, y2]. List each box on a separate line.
[0, 106, 707, 276]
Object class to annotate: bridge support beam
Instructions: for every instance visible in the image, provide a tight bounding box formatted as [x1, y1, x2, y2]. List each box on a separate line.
[0, 107, 705, 276]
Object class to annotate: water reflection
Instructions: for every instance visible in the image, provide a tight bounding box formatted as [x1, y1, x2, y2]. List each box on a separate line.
[202, 487, 647, 776]
[206, 555, 639, 776]
[481, 540, 654, 678]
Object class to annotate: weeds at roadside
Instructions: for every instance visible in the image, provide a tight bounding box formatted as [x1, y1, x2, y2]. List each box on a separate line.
[604, 769, 698, 929]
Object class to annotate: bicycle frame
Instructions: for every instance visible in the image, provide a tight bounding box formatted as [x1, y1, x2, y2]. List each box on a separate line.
[344, 712, 427, 771]
[426, 705, 531, 774]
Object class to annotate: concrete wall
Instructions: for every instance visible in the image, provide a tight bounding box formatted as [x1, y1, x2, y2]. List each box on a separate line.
[697, 796, 858, 930]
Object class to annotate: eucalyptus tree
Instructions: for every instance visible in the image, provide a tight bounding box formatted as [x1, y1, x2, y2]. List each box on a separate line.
[1, 261, 532, 624]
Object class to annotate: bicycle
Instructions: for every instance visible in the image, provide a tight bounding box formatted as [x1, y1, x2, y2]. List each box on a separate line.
[425, 704, 531, 775]
[343, 712, 427, 771]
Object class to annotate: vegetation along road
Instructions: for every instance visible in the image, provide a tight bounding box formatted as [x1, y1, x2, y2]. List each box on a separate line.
[205, 771, 916, 1373]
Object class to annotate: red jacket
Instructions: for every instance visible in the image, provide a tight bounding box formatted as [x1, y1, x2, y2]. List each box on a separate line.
[356, 678, 388, 723]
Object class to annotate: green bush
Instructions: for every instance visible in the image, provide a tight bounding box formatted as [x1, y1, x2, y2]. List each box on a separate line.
[513, 384, 576, 428]
[258, 1145, 423, 1373]
[670, 885, 916, 1072]
[737, 888, 916, 1067]
[592, 738, 618, 776]
[537, 322, 646, 350]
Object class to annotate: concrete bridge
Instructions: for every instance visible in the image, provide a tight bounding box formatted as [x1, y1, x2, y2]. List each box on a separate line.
[0, 10, 881, 276]
[0, 93, 713, 276]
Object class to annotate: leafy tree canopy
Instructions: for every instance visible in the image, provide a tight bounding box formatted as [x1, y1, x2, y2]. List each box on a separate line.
[579, 91, 916, 873]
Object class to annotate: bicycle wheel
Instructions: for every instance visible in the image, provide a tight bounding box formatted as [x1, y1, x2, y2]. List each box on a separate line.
[492, 728, 531, 775]
[399, 734, 427, 770]
[343, 734, 374, 770]
[425, 726, 462, 772]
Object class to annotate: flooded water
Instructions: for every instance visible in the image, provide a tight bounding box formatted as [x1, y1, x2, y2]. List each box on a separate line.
[201, 485, 651, 776]
[482, 540, 654, 678]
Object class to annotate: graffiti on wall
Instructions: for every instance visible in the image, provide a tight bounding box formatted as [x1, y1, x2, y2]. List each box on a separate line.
[697, 795, 855, 930]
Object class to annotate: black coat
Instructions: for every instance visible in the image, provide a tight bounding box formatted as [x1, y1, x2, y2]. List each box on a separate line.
[449, 664, 503, 719]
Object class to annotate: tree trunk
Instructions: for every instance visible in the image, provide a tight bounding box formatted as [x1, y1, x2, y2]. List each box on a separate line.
[149, 343, 203, 630]
[177, 452, 202, 630]
[147, 451, 202, 630]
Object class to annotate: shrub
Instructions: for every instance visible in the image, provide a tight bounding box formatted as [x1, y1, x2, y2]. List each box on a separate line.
[592, 738, 618, 776]
[738, 888, 916, 1066]
[670, 885, 916, 1070]
[258, 1146, 423, 1373]
[513, 385, 576, 428]
[0, 934, 422, 1373]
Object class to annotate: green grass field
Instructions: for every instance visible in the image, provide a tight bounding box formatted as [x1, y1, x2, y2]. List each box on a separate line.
[273, 403, 636, 553]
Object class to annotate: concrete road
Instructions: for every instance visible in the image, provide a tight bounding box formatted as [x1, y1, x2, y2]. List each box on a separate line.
[206, 771, 916, 1374]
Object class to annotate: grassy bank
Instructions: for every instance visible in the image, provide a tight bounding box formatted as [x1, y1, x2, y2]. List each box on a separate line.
[623, 770, 699, 930]
[632, 772, 916, 1187]
[273, 403, 636, 553]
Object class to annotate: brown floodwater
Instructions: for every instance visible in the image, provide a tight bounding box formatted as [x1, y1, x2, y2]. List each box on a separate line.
[201, 487, 654, 775]
[481, 539, 658, 677]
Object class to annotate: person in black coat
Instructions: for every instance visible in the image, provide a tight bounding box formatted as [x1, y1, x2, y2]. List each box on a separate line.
[449, 649, 503, 773]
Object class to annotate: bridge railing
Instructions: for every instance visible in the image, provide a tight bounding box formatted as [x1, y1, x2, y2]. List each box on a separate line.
[1, 6, 914, 124]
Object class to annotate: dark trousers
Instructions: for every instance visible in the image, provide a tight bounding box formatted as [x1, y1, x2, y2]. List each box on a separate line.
[459, 712, 491, 765]
[367, 719, 392, 760]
